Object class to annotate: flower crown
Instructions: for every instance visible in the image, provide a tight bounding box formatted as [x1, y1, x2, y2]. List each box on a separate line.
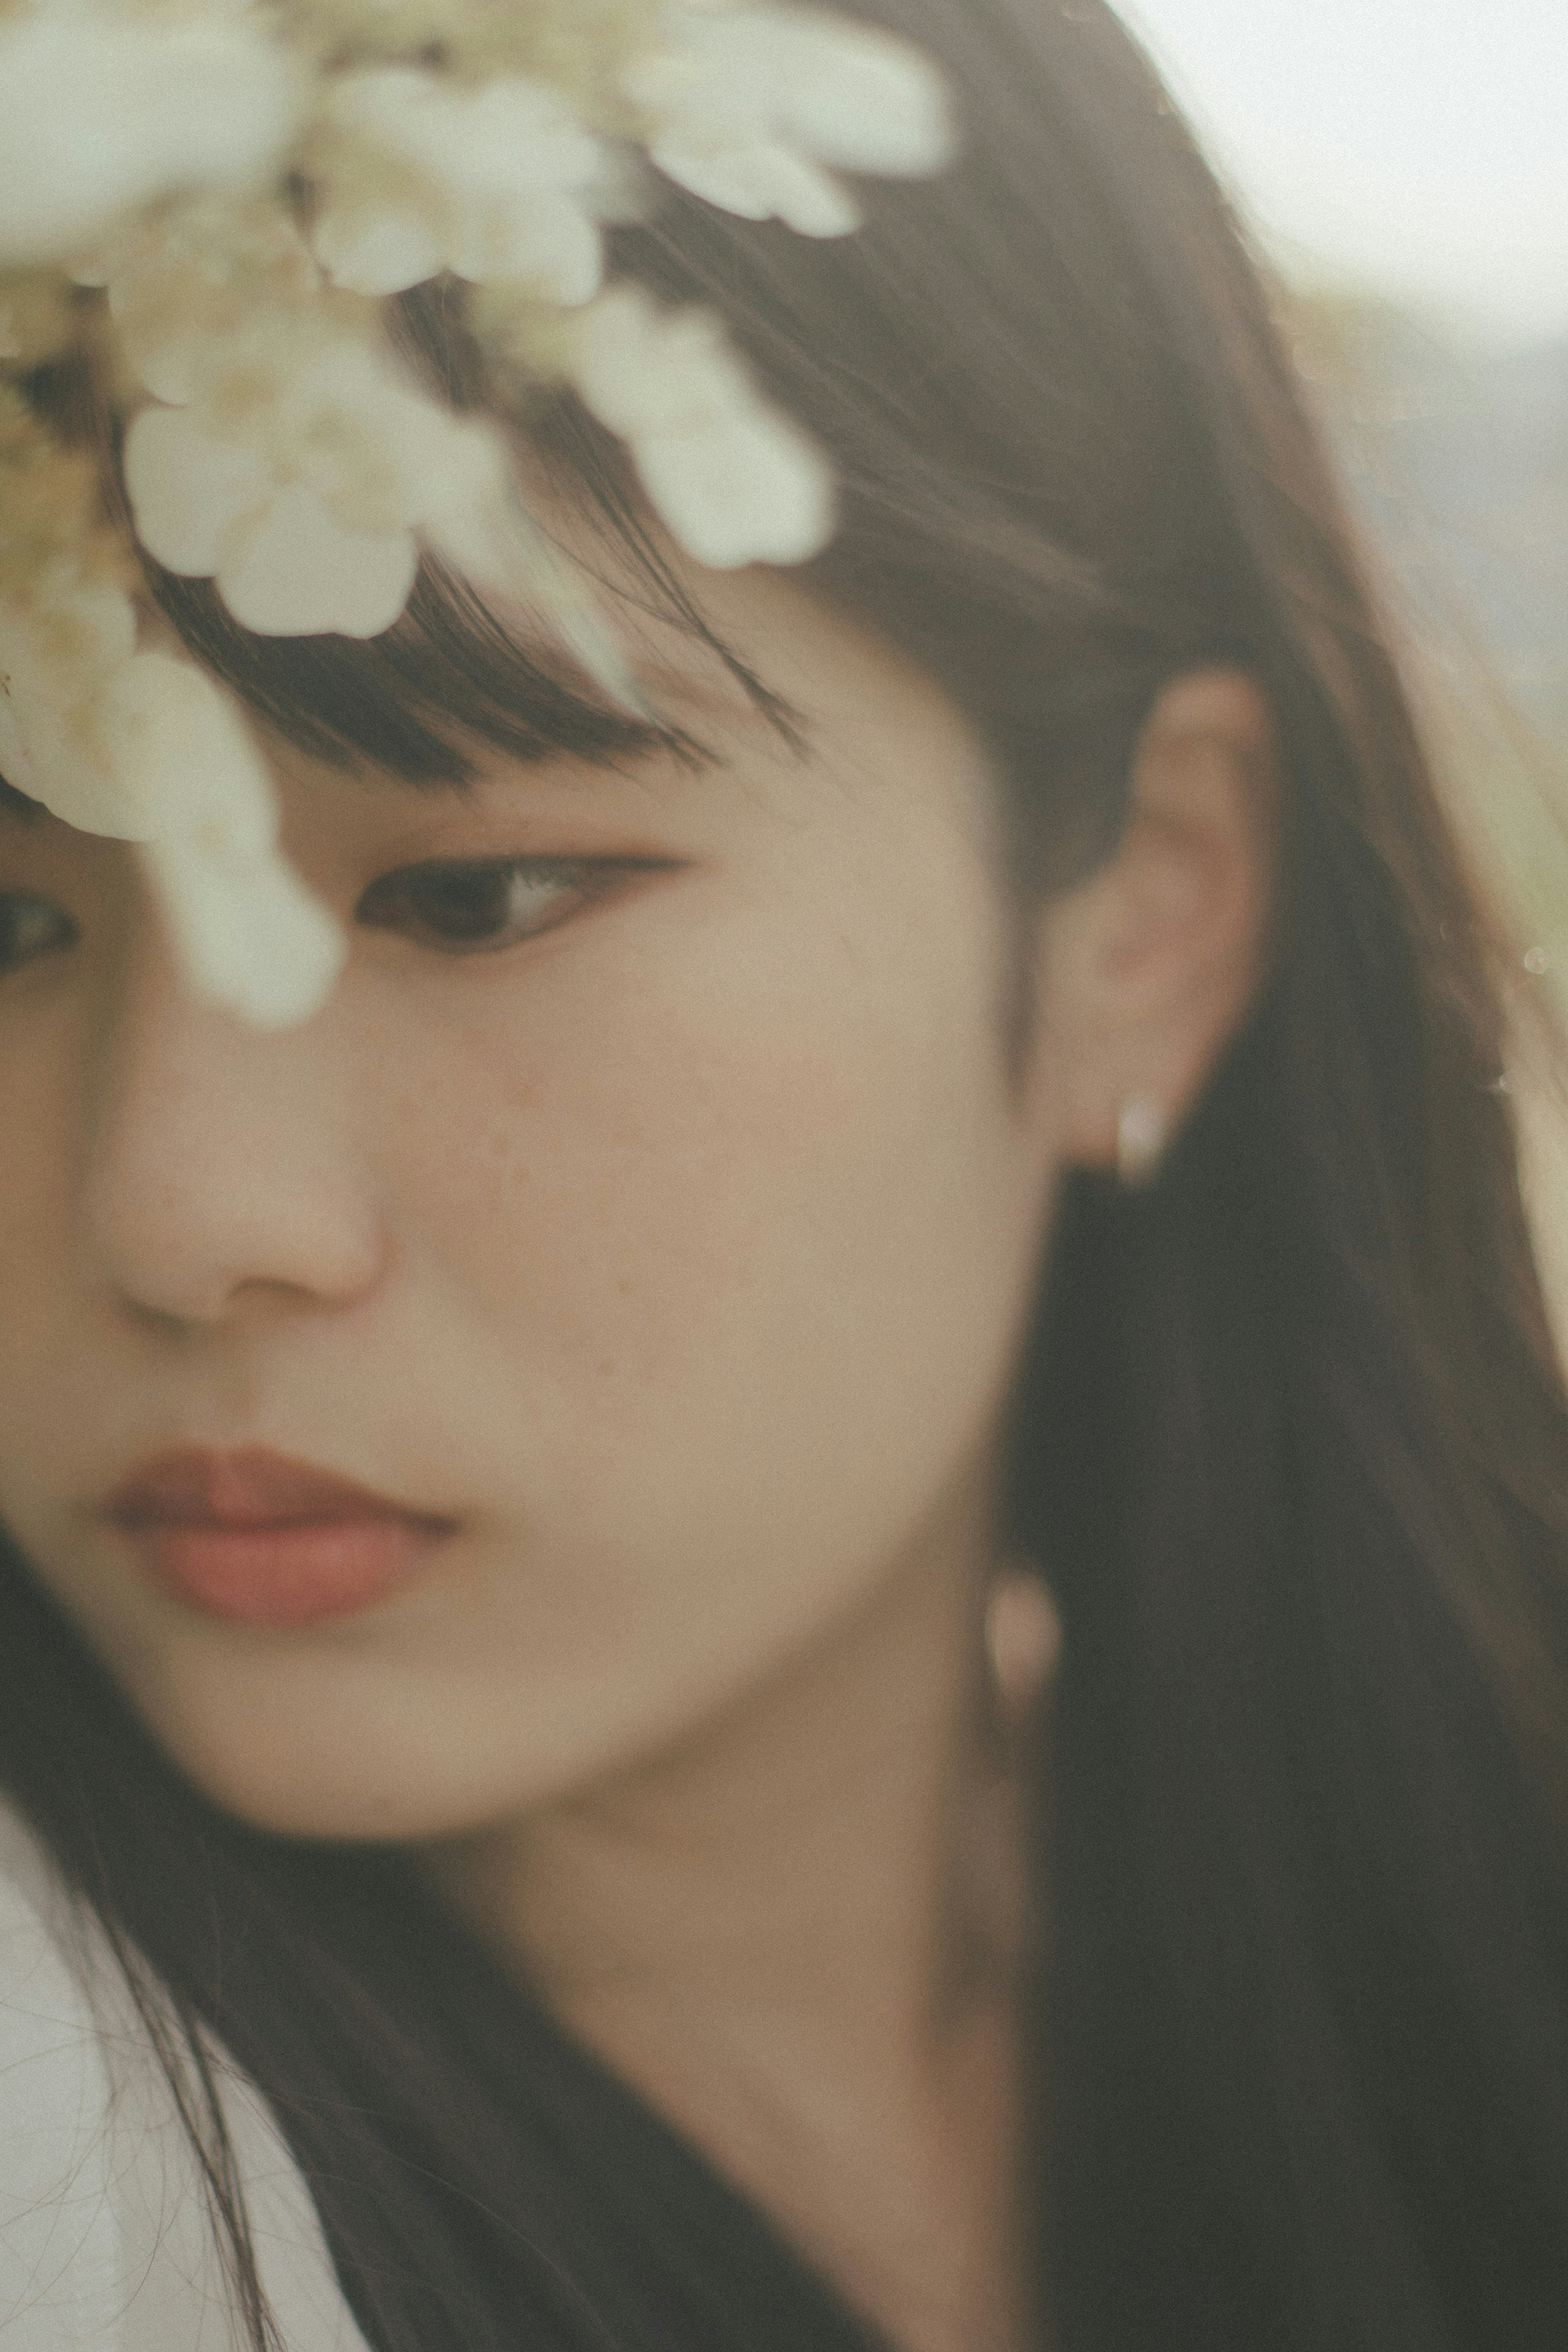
[0, 0, 952, 1024]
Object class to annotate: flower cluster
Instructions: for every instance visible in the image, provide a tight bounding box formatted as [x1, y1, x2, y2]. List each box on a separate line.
[0, 393, 344, 1021]
[0, 0, 953, 1024]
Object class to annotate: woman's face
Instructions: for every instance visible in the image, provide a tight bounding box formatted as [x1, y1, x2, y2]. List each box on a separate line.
[0, 557, 1069, 1838]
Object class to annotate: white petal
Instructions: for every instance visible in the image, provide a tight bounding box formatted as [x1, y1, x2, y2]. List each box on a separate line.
[139, 830, 347, 1029]
[0, 9, 304, 265]
[99, 653, 273, 853]
[52, 579, 140, 678]
[124, 406, 273, 576]
[635, 408, 834, 568]
[295, 353, 498, 539]
[670, 9, 954, 178]
[118, 323, 207, 405]
[576, 140, 656, 229]
[572, 285, 748, 439]
[621, 47, 708, 117]
[330, 69, 605, 202]
[449, 190, 603, 303]
[0, 597, 152, 837]
[312, 198, 446, 297]
[288, 339, 463, 516]
[20, 728, 155, 837]
[648, 136, 860, 234]
[760, 13, 953, 175]
[284, 334, 400, 425]
[407, 414, 513, 559]
[443, 76, 606, 197]
[216, 483, 418, 638]
[102, 654, 343, 1028]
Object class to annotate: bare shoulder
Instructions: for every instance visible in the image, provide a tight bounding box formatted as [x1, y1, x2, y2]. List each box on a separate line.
[0, 1797, 368, 2352]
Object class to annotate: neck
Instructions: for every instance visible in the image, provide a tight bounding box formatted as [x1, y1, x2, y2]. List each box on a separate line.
[421, 1485, 1031, 2352]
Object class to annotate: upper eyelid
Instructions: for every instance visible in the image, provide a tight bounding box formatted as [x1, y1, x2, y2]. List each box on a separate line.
[363, 851, 672, 881]
[354, 852, 583, 919]
[351, 854, 684, 948]
[354, 851, 681, 902]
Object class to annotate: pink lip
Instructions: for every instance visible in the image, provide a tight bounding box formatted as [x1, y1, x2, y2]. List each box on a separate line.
[104, 1446, 458, 1629]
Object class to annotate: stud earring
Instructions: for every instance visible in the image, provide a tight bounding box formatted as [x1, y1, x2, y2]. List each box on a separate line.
[985, 1559, 1061, 1723]
[1116, 1095, 1167, 1188]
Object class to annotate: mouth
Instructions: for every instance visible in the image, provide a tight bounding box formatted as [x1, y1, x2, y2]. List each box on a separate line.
[103, 1446, 460, 1629]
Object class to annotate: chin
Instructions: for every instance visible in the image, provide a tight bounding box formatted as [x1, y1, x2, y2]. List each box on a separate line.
[123, 1639, 671, 1849]
[122, 1664, 512, 1846]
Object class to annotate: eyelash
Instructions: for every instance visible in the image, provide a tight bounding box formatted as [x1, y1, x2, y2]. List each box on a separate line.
[353, 856, 671, 956]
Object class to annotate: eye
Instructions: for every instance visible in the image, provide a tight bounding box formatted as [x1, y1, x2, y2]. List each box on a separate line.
[354, 857, 666, 956]
[0, 890, 77, 976]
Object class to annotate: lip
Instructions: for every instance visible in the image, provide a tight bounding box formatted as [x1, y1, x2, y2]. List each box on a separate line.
[104, 1446, 459, 1629]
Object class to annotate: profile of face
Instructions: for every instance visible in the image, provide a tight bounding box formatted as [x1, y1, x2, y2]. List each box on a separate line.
[0, 523, 1274, 1845]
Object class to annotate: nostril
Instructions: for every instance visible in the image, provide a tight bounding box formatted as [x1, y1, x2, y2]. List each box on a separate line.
[88, 1171, 388, 1330]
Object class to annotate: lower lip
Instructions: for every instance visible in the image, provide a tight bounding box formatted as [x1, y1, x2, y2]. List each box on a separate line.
[131, 1517, 449, 1628]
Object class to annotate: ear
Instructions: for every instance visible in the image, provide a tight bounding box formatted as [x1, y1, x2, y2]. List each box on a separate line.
[1031, 666, 1278, 1176]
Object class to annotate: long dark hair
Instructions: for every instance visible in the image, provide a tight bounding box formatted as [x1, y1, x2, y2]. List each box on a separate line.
[5, 2, 1568, 2346]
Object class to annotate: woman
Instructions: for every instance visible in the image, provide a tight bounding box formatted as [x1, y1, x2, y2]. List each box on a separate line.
[2, 0, 1567, 2347]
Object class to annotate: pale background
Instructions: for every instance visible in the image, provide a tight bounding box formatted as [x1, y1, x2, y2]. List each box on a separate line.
[1113, 0, 1568, 1314]
[1117, 0, 1568, 346]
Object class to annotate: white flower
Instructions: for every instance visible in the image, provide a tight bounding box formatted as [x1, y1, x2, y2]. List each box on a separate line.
[0, 0, 305, 266]
[109, 655, 346, 1028]
[623, 3, 954, 236]
[0, 603, 346, 1025]
[569, 282, 832, 567]
[123, 328, 517, 638]
[313, 68, 607, 303]
[0, 582, 156, 836]
[77, 196, 322, 405]
[0, 0, 960, 1028]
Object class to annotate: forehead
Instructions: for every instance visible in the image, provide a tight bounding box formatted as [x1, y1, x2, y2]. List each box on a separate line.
[2, 548, 997, 883]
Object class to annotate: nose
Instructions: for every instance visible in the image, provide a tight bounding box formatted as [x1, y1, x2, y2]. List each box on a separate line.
[80, 927, 386, 1329]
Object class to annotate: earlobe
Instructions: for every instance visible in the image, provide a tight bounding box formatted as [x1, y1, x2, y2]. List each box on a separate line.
[1039, 665, 1279, 1178]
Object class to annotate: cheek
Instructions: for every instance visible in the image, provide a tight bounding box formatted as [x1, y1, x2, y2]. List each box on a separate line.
[0, 821, 1058, 1844]
[292, 851, 1058, 1824]
[387, 865, 1041, 1453]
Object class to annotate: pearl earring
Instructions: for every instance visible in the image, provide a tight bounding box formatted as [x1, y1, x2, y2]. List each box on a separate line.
[1116, 1095, 1167, 1188]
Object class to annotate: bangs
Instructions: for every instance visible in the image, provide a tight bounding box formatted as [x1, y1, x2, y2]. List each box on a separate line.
[147, 556, 697, 790]
[138, 358, 803, 790]
[5, 343, 713, 800]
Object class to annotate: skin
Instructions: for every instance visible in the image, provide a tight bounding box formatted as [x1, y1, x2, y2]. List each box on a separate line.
[0, 543, 1275, 2352]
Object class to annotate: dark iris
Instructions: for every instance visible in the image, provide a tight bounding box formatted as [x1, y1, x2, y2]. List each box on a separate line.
[355, 858, 633, 955]
[0, 891, 76, 976]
